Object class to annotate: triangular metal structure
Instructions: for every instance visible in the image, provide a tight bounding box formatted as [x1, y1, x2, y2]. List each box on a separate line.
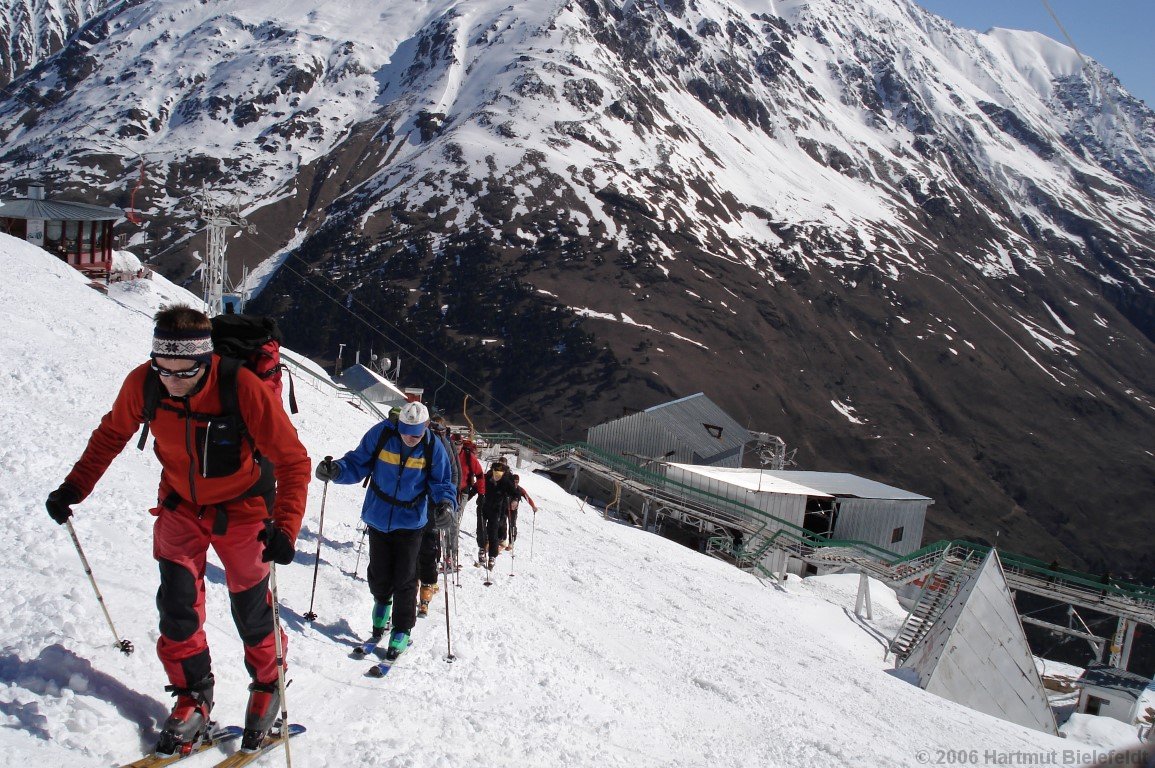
[900, 549, 1058, 734]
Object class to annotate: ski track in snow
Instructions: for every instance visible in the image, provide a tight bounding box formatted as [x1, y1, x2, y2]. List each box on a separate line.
[0, 233, 1135, 766]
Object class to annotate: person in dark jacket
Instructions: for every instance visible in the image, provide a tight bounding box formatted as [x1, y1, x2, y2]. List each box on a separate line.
[503, 473, 537, 552]
[475, 460, 518, 569]
[44, 305, 311, 755]
[315, 401, 455, 661]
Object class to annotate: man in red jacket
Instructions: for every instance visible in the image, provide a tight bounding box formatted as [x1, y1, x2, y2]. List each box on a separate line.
[44, 305, 311, 756]
[452, 434, 485, 568]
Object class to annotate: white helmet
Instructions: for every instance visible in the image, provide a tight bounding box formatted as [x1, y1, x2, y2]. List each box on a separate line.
[398, 401, 429, 436]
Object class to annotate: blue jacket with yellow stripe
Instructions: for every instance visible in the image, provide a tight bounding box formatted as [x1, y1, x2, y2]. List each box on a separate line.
[330, 419, 457, 533]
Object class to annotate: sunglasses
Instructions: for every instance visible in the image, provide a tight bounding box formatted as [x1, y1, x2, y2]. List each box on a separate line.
[151, 361, 203, 379]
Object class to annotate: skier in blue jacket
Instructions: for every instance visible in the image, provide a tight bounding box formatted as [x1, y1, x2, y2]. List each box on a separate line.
[315, 401, 455, 661]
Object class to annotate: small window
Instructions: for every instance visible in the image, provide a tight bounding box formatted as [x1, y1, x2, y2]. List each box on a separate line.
[891, 526, 905, 544]
[1085, 695, 1108, 716]
[703, 423, 723, 440]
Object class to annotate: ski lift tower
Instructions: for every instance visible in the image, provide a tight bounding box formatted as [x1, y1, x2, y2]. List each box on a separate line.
[198, 188, 257, 317]
[747, 431, 795, 471]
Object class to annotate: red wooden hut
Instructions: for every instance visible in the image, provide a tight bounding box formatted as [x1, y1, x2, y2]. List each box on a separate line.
[0, 183, 123, 277]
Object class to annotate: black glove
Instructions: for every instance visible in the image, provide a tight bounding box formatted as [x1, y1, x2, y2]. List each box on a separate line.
[432, 501, 454, 531]
[315, 456, 339, 482]
[466, 486, 478, 500]
[258, 521, 296, 565]
[46, 483, 81, 525]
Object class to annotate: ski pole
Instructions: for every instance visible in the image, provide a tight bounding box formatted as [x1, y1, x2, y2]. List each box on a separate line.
[440, 530, 455, 663]
[303, 458, 331, 622]
[530, 507, 537, 560]
[65, 520, 133, 655]
[352, 524, 368, 579]
[266, 543, 293, 768]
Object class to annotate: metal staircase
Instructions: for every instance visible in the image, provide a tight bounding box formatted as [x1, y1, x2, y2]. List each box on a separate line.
[526, 437, 1155, 630]
[888, 547, 979, 663]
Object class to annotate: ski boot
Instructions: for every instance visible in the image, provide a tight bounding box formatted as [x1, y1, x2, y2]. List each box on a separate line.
[155, 676, 214, 757]
[241, 680, 281, 752]
[382, 630, 410, 663]
[417, 583, 438, 617]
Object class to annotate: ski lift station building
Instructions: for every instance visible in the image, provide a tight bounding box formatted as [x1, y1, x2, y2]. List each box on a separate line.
[663, 464, 933, 559]
[586, 392, 751, 468]
[338, 363, 409, 407]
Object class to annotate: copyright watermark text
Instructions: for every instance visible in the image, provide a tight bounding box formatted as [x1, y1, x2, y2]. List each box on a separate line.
[914, 747, 1151, 765]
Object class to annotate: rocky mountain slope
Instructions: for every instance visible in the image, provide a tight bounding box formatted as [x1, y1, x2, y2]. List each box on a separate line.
[1, 0, 1153, 577]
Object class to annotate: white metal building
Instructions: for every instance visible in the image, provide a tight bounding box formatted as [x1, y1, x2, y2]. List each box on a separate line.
[337, 364, 409, 406]
[586, 393, 750, 468]
[662, 464, 932, 556]
[1077, 664, 1154, 724]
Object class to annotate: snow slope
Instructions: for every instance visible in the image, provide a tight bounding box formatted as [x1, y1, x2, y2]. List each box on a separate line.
[0, 233, 1140, 765]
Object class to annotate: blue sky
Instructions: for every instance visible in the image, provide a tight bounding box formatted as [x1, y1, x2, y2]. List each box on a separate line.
[915, 0, 1153, 107]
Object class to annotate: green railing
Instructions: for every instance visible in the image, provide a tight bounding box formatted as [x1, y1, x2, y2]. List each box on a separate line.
[472, 430, 1155, 602]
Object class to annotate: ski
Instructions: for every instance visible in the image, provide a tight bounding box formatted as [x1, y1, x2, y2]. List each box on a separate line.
[351, 638, 384, 659]
[119, 725, 238, 767]
[366, 658, 398, 677]
[209, 724, 306, 768]
[365, 637, 411, 677]
[350, 627, 389, 659]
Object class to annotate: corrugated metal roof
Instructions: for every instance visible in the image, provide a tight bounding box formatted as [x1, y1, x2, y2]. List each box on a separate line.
[640, 392, 749, 463]
[665, 463, 833, 498]
[0, 197, 123, 221]
[1079, 664, 1151, 696]
[764, 471, 932, 501]
[338, 364, 408, 402]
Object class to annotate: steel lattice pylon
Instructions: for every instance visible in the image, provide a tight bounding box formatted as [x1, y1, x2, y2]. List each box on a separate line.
[198, 187, 256, 317]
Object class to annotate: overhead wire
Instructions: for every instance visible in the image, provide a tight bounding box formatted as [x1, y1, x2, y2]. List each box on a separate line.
[0, 14, 561, 443]
[268, 247, 561, 445]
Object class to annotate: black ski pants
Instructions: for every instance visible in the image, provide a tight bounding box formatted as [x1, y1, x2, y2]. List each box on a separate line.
[366, 526, 423, 634]
[416, 516, 441, 586]
[476, 503, 507, 559]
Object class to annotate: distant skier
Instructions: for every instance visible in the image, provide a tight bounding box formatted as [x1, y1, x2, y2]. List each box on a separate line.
[503, 473, 537, 552]
[453, 434, 485, 567]
[416, 415, 460, 615]
[475, 460, 518, 569]
[44, 305, 311, 756]
[314, 401, 455, 662]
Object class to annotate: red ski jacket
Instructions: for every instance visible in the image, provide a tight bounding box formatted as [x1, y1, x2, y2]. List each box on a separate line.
[64, 357, 311, 540]
[457, 444, 486, 496]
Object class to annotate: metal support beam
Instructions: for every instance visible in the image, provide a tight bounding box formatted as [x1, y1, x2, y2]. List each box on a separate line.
[1109, 618, 1136, 670]
[855, 571, 873, 620]
[1021, 616, 1106, 659]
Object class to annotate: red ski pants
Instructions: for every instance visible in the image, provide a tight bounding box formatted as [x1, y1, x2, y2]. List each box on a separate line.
[152, 498, 286, 688]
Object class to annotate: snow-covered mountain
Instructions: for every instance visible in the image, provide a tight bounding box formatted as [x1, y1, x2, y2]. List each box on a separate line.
[0, 0, 1153, 578]
[1, 231, 1146, 767]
